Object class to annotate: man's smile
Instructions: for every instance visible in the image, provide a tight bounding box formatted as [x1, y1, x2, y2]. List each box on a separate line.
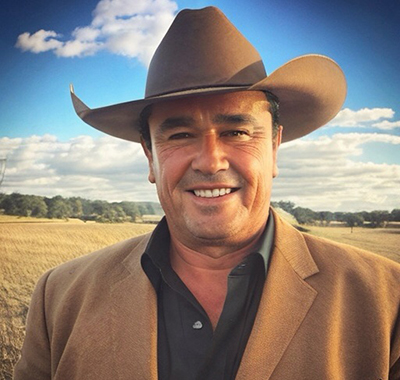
[192, 188, 237, 198]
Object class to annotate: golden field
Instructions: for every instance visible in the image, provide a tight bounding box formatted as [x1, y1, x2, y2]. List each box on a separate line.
[0, 216, 399, 379]
[0, 216, 156, 380]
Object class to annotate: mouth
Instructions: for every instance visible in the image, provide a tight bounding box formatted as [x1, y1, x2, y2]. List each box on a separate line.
[190, 188, 239, 198]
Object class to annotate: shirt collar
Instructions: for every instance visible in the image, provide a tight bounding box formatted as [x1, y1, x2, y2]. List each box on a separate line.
[256, 209, 275, 275]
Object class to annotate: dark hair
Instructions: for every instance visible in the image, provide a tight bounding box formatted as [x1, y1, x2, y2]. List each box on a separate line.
[138, 104, 153, 150]
[263, 91, 280, 138]
[139, 91, 280, 150]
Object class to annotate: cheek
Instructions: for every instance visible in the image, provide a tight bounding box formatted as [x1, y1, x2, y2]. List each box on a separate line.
[230, 143, 274, 183]
[153, 146, 192, 189]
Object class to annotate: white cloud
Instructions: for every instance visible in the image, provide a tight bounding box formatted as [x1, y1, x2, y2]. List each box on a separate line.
[15, 30, 63, 53]
[272, 133, 400, 211]
[328, 107, 400, 130]
[15, 0, 178, 66]
[372, 120, 400, 130]
[0, 135, 157, 202]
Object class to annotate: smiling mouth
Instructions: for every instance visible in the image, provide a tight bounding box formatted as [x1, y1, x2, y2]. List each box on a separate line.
[191, 188, 238, 198]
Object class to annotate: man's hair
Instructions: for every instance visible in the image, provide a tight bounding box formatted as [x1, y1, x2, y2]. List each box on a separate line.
[139, 91, 280, 151]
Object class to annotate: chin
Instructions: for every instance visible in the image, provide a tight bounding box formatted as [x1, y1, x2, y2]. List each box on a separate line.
[186, 219, 240, 243]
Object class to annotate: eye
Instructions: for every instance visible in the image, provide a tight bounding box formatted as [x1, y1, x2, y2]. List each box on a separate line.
[222, 130, 250, 139]
[169, 132, 193, 140]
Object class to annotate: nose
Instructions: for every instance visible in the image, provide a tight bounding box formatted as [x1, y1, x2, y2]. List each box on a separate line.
[191, 133, 229, 174]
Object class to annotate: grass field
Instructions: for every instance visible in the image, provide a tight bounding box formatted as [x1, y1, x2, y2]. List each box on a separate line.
[1, 216, 399, 379]
[0, 216, 156, 380]
[305, 225, 400, 263]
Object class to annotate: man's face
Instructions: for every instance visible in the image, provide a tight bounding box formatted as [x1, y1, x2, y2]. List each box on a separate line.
[142, 91, 282, 252]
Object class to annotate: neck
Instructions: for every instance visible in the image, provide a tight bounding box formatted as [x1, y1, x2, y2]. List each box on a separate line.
[169, 223, 266, 271]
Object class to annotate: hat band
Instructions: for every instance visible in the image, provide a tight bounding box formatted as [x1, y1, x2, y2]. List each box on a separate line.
[145, 84, 253, 100]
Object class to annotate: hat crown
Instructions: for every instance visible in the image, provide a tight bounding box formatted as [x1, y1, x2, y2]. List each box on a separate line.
[145, 7, 267, 98]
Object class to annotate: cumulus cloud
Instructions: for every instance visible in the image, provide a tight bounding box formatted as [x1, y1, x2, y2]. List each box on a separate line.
[1, 133, 399, 212]
[328, 107, 400, 130]
[15, 0, 178, 66]
[0, 135, 157, 201]
[372, 120, 400, 130]
[272, 133, 400, 211]
[15, 30, 63, 53]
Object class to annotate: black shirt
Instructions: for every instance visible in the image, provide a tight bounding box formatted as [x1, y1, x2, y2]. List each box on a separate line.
[141, 213, 274, 380]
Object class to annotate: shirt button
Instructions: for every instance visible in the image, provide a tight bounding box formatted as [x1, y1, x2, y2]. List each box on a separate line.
[192, 321, 203, 330]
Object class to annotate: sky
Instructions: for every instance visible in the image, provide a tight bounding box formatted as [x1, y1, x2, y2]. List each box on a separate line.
[0, 0, 399, 212]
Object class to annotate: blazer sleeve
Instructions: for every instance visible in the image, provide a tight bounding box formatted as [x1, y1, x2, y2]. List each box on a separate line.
[14, 271, 53, 380]
[390, 320, 400, 380]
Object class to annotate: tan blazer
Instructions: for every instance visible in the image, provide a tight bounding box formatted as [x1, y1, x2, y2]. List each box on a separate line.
[14, 209, 400, 379]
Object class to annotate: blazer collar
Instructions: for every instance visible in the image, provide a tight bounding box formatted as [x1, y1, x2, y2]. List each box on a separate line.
[110, 234, 158, 379]
[237, 208, 319, 379]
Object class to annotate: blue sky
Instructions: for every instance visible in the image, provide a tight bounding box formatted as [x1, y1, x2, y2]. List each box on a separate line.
[0, 0, 399, 211]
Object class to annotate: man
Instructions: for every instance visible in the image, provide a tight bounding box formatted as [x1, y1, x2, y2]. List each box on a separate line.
[15, 6, 400, 380]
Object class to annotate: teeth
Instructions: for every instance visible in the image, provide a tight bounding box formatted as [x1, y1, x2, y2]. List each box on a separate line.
[193, 188, 232, 198]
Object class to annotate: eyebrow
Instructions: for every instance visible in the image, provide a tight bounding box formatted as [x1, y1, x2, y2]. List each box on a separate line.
[213, 114, 259, 126]
[154, 116, 195, 139]
[158, 117, 195, 131]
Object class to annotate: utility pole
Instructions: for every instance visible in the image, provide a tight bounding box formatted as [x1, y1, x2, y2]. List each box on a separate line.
[0, 158, 6, 187]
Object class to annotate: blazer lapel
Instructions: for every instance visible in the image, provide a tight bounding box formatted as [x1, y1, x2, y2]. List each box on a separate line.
[237, 210, 319, 379]
[109, 236, 158, 380]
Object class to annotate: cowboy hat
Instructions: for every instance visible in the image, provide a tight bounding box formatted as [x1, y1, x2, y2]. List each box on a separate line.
[71, 6, 346, 143]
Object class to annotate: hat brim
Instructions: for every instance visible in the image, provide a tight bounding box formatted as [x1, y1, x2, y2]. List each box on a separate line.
[71, 54, 346, 143]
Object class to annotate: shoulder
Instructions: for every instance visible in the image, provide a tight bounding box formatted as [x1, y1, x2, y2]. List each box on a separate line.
[272, 208, 400, 289]
[40, 232, 152, 298]
[298, 232, 400, 318]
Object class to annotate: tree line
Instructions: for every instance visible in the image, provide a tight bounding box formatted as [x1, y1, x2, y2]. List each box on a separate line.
[0, 193, 162, 223]
[1, 193, 398, 227]
[271, 201, 400, 228]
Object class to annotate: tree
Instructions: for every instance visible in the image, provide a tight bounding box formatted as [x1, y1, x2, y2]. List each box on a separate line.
[28, 195, 48, 218]
[0, 193, 21, 215]
[119, 201, 140, 221]
[333, 211, 346, 222]
[46, 196, 72, 219]
[390, 209, 400, 222]
[0, 193, 47, 217]
[276, 201, 296, 215]
[91, 200, 110, 216]
[343, 213, 364, 233]
[317, 211, 334, 226]
[69, 198, 83, 218]
[369, 210, 390, 228]
[292, 207, 317, 225]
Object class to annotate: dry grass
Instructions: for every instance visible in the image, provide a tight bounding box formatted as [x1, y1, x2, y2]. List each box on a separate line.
[1, 217, 399, 379]
[306, 225, 400, 263]
[0, 218, 155, 380]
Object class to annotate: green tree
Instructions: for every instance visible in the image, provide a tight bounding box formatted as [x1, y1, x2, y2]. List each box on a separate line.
[0, 193, 20, 215]
[292, 207, 317, 225]
[318, 211, 334, 226]
[28, 196, 48, 217]
[369, 210, 390, 228]
[119, 201, 140, 221]
[69, 197, 83, 218]
[390, 209, 400, 222]
[91, 200, 110, 216]
[46, 196, 72, 219]
[343, 213, 364, 233]
[276, 201, 296, 215]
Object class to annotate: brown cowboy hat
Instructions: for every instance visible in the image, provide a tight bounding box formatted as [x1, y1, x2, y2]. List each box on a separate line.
[71, 6, 346, 143]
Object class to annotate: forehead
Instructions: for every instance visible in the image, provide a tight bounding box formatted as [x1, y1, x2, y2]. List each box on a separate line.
[149, 91, 270, 124]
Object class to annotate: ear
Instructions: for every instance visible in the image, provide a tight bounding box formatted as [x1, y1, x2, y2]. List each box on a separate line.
[140, 138, 156, 184]
[272, 126, 283, 178]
